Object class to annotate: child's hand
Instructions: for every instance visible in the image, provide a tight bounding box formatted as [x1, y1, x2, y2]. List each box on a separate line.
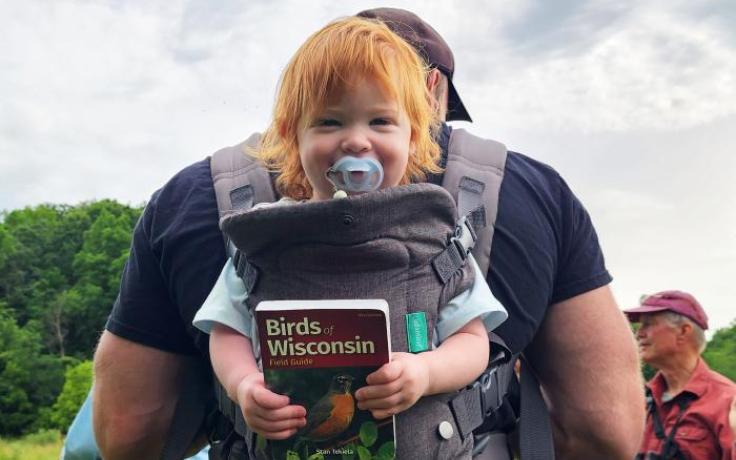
[354, 352, 430, 419]
[236, 372, 306, 439]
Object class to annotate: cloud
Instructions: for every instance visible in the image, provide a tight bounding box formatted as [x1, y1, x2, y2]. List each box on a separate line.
[457, 1, 736, 133]
[1, 0, 734, 331]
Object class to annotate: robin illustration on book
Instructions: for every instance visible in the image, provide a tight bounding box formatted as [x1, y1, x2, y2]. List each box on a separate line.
[298, 374, 355, 441]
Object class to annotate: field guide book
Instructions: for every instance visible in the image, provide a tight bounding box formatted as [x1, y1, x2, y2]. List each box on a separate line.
[254, 299, 395, 460]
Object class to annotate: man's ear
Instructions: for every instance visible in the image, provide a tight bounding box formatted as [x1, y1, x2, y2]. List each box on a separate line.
[677, 322, 693, 344]
[426, 68, 442, 94]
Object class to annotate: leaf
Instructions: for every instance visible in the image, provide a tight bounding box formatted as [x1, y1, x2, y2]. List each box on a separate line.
[356, 445, 371, 460]
[359, 421, 378, 447]
[341, 443, 356, 460]
[376, 441, 395, 459]
[286, 450, 301, 460]
[307, 453, 325, 460]
[255, 433, 267, 452]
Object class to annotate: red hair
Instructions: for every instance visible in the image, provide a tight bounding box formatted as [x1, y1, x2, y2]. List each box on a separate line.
[254, 17, 441, 200]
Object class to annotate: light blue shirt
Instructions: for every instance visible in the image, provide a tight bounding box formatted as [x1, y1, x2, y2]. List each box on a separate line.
[193, 254, 507, 345]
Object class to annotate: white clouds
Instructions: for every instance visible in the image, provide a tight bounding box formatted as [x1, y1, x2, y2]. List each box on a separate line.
[1, 0, 734, 330]
[460, 3, 736, 133]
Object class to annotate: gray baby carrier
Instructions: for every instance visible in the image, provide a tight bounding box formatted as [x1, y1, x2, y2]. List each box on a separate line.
[160, 130, 555, 460]
[225, 183, 476, 459]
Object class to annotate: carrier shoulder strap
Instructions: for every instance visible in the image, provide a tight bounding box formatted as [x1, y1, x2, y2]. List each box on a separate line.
[161, 136, 275, 460]
[211, 133, 276, 222]
[442, 128, 507, 276]
[445, 130, 555, 460]
[159, 359, 215, 460]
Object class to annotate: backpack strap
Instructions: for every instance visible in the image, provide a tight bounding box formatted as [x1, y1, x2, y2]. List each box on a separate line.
[210, 133, 277, 222]
[163, 136, 277, 460]
[159, 359, 215, 460]
[442, 128, 507, 276]
[211, 133, 277, 292]
[443, 130, 556, 460]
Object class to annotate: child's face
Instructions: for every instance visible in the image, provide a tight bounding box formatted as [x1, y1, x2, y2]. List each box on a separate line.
[297, 77, 413, 201]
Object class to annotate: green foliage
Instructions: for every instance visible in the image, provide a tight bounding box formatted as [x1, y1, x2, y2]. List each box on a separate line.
[0, 200, 141, 436]
[358, 422, 377, 447]
[703, 321, 736, 381]
[375, 441, 395, 459]
[46, 361, 93, 433]
[0, 306, 64, 436]
[0, 200, 141, 358]
[355, 445, 370, 460]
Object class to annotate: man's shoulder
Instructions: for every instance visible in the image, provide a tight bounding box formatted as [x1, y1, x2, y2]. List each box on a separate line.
[141, 156, 220, 248]
[155, 158, 213, 201]
[703, 365, 736, 393]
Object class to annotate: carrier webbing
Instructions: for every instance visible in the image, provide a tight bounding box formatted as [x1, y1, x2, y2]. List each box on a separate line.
[159, 359, 214, 460]
[445, 130, 554, 460]
[203, 130, 555, 460]
[210, 133, 278, 218]
[443, 128, 506, 276]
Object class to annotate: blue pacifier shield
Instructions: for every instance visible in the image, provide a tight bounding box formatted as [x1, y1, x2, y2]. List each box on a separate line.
[326, 156, 384, 193]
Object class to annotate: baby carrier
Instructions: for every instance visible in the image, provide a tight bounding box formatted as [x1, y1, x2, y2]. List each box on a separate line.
[160, 130, 556, 460]
[225, 182, 476, 459]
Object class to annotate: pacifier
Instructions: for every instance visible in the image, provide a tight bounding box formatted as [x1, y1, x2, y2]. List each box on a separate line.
[326, 156, 384, 199]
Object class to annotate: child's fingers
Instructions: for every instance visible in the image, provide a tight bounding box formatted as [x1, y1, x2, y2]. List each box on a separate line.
[250, 403, 307, 422]
[356, 388, 404, 411]
[251, 385, 293, 409]
[365, 360, 402, 385]
[254, 426, 301, 440]
[247, 412, 306, 433]
[355, 378, 403, 402]
[369, 408, 398, 420]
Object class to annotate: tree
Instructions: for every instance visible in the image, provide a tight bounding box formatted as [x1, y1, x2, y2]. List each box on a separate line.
[703, 320, 736, 381]
[47, 360, 93, 433]
[0, 200, 141, 358]
[0, 304, 64, 435]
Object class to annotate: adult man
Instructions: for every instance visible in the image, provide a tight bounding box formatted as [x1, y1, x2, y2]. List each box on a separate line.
[93, 8, 644, 459]
[625, 290, 736, 459]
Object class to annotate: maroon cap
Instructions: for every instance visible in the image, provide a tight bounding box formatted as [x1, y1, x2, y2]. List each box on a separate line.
[623, 290, 709, 330]
[357, 7, 472, 122]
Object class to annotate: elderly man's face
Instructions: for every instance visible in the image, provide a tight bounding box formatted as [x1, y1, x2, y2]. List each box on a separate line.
[635, 313, 679, 366]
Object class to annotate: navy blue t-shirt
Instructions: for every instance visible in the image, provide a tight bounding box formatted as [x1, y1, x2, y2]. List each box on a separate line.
[107, 129, 611, 355]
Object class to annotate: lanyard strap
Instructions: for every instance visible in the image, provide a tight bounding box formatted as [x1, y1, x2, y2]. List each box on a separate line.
[644, 388, 694, 460]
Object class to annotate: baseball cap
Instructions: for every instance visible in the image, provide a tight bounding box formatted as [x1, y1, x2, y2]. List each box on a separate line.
[357, 7, 472, 122]
[623, 290, 709, 330]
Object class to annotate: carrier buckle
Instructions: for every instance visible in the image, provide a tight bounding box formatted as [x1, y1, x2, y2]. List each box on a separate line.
[451, 216, 477, 260]
[473, 366, 498, 418]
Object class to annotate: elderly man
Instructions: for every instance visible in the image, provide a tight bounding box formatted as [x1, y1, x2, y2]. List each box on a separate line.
[625, 290, 736, 460]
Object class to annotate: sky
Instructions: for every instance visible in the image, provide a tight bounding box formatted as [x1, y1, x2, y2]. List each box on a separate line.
[1, 0, 734, 334]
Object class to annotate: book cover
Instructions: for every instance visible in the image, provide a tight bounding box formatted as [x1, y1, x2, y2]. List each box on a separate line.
[254, 299, 395, 460]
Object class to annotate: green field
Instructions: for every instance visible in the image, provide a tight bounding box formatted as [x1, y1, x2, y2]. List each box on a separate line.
[0, 430, 63, 460]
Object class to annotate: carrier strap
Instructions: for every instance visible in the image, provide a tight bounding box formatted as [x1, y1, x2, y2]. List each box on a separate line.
[432, 211, 479, 283]
[443, 129, 507, 277]
[159, 360, 213, 460]
[210, 133, 276, 221]
[214, 372, 494, 450]
[518, 357, 555, 460]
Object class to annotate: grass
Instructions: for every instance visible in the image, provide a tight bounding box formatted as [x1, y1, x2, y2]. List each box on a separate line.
[0, 430, 63, 460]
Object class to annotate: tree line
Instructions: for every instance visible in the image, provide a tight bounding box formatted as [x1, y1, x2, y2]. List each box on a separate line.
[0, 200, 140, 436]
[0, 199, 734, 437]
